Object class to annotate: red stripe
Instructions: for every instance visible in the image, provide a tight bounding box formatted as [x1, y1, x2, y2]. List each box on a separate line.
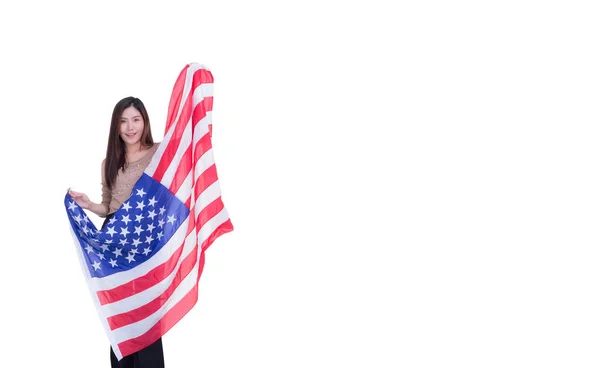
[153, 93, 193, 182]
[192, 96, 212, 130]
[197, 197, 224, 230]
[194, 131, 213, 165]
[107, 243, 199, 330]
[97, 219, 195, 305]
[168, 143, 192, 195]
[194, 164, 218, 201]
[117, 252, 206, 358]
[164, 65, 189, 132]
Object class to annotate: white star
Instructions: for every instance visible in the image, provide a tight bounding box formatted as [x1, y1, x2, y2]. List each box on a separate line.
[97, 252, 105, 260]
[108, 217, 117, 225]
[83, 214, 90, 223]
[167, 214, 176, 225]
[92, 261, 102, 270]
[136, 201, 146, 211]
[120, 227, 130, 237]
[148, 196, 158, 207]
[136, 188, 147, 197]
[135, 214, 145, 223]
[143, 247, 152, 255]
[109, 259, 118, 267]
[73, 214, 82, 224]
[159, 206, 166, 215]
[105, 239, 113, 244]
[100, 243, 110, 252]
[147, 210, 157, 220]
[123, 201, 132, 211]
[121, 214, 131, 225]
[146, 223, 155, 233]
[158, 219, 165, 228]
[119, 238, 129, 246]
[68, 201, 77, 211]
[82, 226, 89, 235]
[130, 248, 139, 255]
[126, 253, 136, 263]
[144, 235, 154, 245]
[132, 238, 142, 247]
[85, 244, 94, 253]
[112, 248, 123, 258]
[106, 226, 117, 237]
[134, 225, 143, 236]
[157, 231, 164, 241]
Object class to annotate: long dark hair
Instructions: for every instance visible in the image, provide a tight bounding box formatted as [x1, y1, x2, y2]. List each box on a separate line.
[104, 97, 154, 190]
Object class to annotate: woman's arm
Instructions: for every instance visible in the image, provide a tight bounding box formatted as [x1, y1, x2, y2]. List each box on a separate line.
[68, 189, 109, 217]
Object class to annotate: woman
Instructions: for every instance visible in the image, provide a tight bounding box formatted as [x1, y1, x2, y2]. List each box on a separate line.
[69, 96, 164, 368]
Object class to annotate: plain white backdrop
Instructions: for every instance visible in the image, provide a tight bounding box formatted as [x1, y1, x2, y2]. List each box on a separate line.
[1, 0, 599, 367]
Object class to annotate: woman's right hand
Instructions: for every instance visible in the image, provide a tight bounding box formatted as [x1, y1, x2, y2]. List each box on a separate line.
[69, 189, 91, 210]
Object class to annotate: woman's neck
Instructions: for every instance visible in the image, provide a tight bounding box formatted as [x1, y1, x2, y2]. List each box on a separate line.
[126, 143, 144, 155]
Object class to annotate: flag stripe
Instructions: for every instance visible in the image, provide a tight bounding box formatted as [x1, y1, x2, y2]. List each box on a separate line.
[201, 218, 233, 251]
[97, 218, 195, 305]
[107, 242, 199, 330]
[168, 143, 193, 195]
[197, 197, 225, 232]
[117, 252, 205, 357]
[194, 130, 213, 167]
[194, 164, 219, 201]
[153, 95, 193, 183]
[164, 65, 189, 132]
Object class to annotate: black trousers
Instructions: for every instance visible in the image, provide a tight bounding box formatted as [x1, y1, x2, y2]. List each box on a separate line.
[110, 338, 164, 368]
[103, 214, 165, 368]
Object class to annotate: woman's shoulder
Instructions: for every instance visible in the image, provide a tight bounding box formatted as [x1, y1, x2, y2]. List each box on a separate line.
[148, 142, 160, 157]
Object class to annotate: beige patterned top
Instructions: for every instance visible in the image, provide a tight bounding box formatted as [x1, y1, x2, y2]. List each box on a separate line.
[100, 143, 160, 216]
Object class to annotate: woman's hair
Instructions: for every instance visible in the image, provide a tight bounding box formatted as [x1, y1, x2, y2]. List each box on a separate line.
[104, 96, 154, 190]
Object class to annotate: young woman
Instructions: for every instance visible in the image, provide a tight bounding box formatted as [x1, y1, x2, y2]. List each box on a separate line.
[69, 96, 164, 368]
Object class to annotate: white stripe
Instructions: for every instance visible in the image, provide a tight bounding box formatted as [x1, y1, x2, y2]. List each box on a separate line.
[194, 181, 222, 218]
[174, 170, 193, 204]
[157, 118, 193, 189]
[193, 83, 213, 101]
[111, 208, 230, 343]
[193, 113, 211, 147]
[194, 148, 216, 184]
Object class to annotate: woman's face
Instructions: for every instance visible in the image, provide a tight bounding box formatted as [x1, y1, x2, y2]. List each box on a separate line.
[120, 106, 145, 148]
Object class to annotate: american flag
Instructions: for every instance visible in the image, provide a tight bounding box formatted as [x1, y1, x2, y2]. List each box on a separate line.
[64, 63, 233, 360]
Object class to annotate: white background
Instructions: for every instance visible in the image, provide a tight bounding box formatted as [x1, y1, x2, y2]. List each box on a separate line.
[0, 1, 599, 367]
